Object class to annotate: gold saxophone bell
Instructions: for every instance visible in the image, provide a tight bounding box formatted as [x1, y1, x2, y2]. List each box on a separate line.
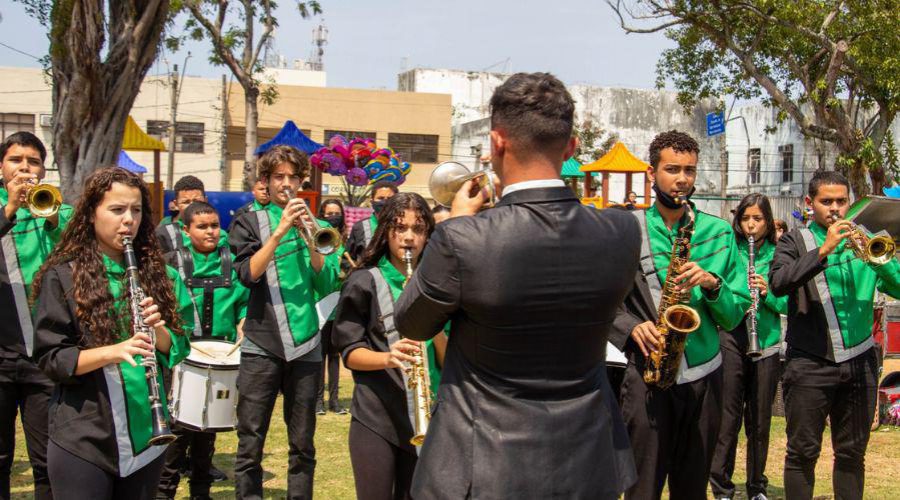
[428, 161, 497, 208]
[26, 182, 62, 218]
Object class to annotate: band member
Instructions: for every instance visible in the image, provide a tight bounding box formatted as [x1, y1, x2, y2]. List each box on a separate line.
[31, 167, 193, 500]
[157, 201, 249, 500]
[229, 145, 340, 498]
[769, 171, 900, 499]
[430, 205, 451, 225]
[610, 130, 749, 500]
[394, 72, 639, 499]
[229, 178, 270, 232]
[331, 192, 434, 500]
[774, 218, 788, 241]
[710, 193, 788, 500]
[345, 181, 398, 261]
[156, 175, 208, 254]
[0, 131, 72, 499]
[315, 199, 348, 415]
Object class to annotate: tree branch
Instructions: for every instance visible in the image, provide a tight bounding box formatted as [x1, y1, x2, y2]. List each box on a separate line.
[250, 0, 276, 72]
[606, 0, 686, 34]
[819, 1, 844, 35]
[185, 1, 250, 86]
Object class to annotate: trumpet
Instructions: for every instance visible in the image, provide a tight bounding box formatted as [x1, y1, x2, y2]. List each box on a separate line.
[25, 180, 62, 218]
[428, 161, 498, 208]
[830, 215, 896, 266]
[282, 188, 342, 255]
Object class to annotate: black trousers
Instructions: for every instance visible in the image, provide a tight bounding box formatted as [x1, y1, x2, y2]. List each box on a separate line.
[47, 440, 165, 500]
[156, 427, 216, 498]
[783, 348, 878, 500]
[234, 353, 320, 500]
[348, 418, 416, 500]
[710, 329, 781, 499]
[316, 321, 340, 408]
[620, 359, 723, 500]
[0, 355, 52, 500]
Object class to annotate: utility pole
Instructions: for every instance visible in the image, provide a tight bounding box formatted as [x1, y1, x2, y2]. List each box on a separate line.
[166, 64, 178, 189]
[220, 74, 228, 190]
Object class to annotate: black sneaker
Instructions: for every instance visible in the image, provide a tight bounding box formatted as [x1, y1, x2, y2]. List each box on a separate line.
[329, 404, 349, 415]
[209, 464, 228, 482]
[316, 401, 326, 415]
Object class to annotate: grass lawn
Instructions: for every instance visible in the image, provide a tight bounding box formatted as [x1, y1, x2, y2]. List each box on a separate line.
[9, 371, 900, 499]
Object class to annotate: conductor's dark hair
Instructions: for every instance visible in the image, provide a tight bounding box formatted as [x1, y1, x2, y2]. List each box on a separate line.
[174, 175, 205, 195]
[370, 181, 399, 198]
[182, 201, 219, 227]
[808, 170, 850, 198]
[0, 131, 47, 163]
[732, 193, 776, 244]
[490, 72, 575, 154]
[648, 130, 700, 169]
[359, 192, 434, 270]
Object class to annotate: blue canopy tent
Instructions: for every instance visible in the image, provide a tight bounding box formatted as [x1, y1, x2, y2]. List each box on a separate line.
[117, 150, 148, 174]
[255, 120, 323, 155]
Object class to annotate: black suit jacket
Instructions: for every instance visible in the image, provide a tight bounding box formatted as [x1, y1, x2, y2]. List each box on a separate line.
[395, 186, 639, 499]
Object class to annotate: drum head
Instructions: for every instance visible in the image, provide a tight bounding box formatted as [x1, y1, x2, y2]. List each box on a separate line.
[187, 339, 241, 368]
[606, 342, 627, 368]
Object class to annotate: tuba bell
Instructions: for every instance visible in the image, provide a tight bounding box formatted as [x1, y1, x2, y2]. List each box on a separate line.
[428, 161, 498, 208]
[26, 181, 62, 218]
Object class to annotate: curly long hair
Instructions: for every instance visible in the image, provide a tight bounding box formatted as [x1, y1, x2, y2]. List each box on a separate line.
[359, 192, 435, 269]
[31, 167, 183, 347]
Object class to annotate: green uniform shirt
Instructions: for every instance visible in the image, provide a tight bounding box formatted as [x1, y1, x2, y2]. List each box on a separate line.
[182, 243, 249, 341]
[737, 238, 788, 356]
[377, 255, 443, 394]
[102, 254, 193, 453]
[641, 205, 749, 382]
[263, 202, 340, 346]
[806, 222, 900, 351]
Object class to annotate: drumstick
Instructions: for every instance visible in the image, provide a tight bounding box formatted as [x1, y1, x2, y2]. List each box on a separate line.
[226, 336, 245, 357]
[190, 343, 217, 359]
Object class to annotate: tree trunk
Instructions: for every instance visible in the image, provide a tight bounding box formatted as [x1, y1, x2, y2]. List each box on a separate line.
[49, 0, 169, 201]
[242, 86, 260, 190]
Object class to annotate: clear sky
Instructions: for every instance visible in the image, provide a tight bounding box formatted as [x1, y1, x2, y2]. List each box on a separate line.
[0, 1, 673, 91]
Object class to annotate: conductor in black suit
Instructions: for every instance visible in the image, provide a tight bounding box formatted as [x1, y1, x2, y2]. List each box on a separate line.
[395, 72, 640, 499]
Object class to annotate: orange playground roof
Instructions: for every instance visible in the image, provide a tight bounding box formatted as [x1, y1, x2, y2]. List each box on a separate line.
[580, 142, 648, 173]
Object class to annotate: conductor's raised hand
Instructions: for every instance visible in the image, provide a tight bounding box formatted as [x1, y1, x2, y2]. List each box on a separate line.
[450, 177, 494, 218]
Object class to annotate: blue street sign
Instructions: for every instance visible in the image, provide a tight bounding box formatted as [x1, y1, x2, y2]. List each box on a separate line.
[706, 111, 725, 137]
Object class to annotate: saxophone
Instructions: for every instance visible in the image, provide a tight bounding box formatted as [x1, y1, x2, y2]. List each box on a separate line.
[643, 196, 702, 389]
[122, 236, 177, 445]
[403, 249, 432, 446]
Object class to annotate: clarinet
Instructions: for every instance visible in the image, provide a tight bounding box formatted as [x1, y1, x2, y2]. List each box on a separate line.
[122, 236, 177, 445]
[746, 235, 762, 358]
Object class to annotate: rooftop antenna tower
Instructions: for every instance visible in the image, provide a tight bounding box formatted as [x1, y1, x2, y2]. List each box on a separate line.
[309, 22, 328, 71]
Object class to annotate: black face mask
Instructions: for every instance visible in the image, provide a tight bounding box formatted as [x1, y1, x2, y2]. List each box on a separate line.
[324, 215, 343, 228]
[652, 184, 695, 210]
[372, 199, 386, 214]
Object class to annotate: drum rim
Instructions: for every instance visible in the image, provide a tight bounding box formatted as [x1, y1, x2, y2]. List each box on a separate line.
[185, 338, 240, 369]
[173, 422, 236, 433]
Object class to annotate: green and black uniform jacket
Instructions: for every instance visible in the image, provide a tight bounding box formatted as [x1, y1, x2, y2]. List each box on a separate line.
[345, 213, 378, 261]
[33, 258, 193, 477]
[611, 205, 750, 384]
[0, 187, 73, 358]
[770, 223, 900, 363]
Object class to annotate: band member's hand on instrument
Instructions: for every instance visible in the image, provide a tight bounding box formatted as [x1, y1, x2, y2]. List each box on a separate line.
[631, 321, 662, 357]
[112, 332, 155, 367]
[674, 262, 718, 292]
[450, 179, 489, 218]
[3, 170, 36, 218]
[139, 296, 166, 330]
[273, 197, 307, 240]
[750, 274, 768, 297]
[384, 338, 420, 370]
[819, 219, 853, 260]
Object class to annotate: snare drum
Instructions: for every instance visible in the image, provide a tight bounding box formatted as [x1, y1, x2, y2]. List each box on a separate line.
[606, 342, 627, 401]
[170, 339, 241, 432]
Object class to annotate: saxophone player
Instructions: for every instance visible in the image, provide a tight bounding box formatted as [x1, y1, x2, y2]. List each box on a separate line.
[769, 171, 900, 500]
[332, 193, 434, 500]
[610, 130, 749, 500]
[710, 194, 788, 500]
[31, 167, 193, 499]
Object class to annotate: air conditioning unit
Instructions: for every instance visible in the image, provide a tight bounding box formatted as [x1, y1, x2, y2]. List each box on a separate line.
[39, 114, 52, 128]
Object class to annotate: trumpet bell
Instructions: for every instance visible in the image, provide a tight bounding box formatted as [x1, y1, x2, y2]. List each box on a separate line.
[866, 233, 896, 266]
[313, 226, 342, 256]
[428, 161, 497, 207]
[26, 183, 62, 218]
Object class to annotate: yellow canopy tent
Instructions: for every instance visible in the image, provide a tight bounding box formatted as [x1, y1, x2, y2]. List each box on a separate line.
[121, 116, 166, 223]
[580, 142, 651, 208]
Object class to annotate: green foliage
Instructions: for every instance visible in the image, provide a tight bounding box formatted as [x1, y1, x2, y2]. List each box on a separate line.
[573, 120, 619, 164]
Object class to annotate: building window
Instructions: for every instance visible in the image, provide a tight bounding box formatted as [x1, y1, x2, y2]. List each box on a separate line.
[147, 121, 205, 153]
[388, 133, 439, 163]
[780, 144, 793, 183]
[1, 113, 35, 139]
[324, 130, 376, 142]
[748, 148, 761, 185]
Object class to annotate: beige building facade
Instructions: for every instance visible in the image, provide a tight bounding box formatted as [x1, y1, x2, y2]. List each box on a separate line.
[225, 84, 452, 201]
